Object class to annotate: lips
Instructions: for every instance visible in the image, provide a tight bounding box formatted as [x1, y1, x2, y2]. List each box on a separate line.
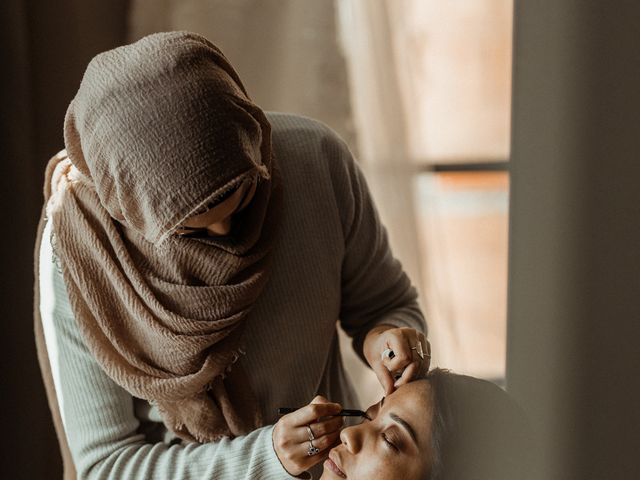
[325, 451, 347, 478]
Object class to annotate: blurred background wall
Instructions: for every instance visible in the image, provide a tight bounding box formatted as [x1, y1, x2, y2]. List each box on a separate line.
[507, 1, 640, 478]
[1, 1, 129, 477]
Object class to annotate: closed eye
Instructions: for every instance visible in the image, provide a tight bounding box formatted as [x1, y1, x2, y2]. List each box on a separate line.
[382, 433, 398, 451]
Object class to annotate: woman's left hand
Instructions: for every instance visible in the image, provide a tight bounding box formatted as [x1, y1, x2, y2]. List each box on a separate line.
[363, 325, 431, 395]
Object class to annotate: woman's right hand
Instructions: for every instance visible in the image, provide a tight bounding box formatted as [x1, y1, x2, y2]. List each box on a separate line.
[272, 396, 344, 476]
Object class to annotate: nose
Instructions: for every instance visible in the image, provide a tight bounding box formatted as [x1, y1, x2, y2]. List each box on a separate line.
[339, 424, 364, 454]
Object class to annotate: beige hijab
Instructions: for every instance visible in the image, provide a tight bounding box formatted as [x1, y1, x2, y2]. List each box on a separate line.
[33, 31, 283, 458]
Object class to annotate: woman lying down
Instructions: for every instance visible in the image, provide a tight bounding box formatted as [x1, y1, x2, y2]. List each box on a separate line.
[274, 368, 533, 480]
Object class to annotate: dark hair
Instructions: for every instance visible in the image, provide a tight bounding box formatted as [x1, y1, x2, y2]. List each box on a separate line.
[424, 369, 535, 480]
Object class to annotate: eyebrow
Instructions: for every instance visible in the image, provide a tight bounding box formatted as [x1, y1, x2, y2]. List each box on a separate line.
[389, 412, 418, 446]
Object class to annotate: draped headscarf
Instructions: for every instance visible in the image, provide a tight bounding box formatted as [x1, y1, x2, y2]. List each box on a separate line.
[34, 31, 283, 445]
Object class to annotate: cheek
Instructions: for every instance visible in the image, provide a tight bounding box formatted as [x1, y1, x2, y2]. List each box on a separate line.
[349, 451, 422, 480]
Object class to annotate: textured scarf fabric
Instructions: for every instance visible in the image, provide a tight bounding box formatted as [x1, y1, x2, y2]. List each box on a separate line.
[34, 31, 282, 445]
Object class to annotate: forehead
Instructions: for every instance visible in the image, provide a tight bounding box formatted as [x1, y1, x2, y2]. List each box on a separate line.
[390, 378, 431, 402]
[386, 379, 433, 441]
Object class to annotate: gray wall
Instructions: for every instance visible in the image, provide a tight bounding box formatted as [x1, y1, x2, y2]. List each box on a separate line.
[507, 2, 640, 479]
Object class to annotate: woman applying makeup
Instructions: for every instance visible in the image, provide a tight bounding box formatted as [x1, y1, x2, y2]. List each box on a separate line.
[34, 31, 428, 479]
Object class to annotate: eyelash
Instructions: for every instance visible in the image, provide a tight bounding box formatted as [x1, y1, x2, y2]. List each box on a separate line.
[382, 433, 398, 451]
[361, 415, 398, 451]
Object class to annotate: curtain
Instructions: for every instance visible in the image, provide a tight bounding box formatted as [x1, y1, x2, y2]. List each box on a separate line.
[339, 0, 513, 380]
[386, 0, 512, 163]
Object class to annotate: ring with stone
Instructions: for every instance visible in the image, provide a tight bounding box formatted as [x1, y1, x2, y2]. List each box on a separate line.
[381, 348, 395, 361]
[307, 439, 320, 456]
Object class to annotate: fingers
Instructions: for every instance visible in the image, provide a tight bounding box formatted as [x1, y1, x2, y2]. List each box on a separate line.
[306, 415, 344, 440]
[307, 427, 341, 452]
[273, 396, 345, 476]
[381, 332, 412, 371]
[300, 399, 344, 452]
[392, 359, 420, 388]
[372, 360, 396, 395]
[285, 396, 342, 427]
[420, 334, 431, 373]
[363, 325, 431, 394]
[380, 328, 431, 388]
[272, 396, 344, 476]
[310, 394, 333, 405]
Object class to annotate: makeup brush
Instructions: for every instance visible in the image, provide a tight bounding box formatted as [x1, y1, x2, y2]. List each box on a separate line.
[277, 407, 371, 420]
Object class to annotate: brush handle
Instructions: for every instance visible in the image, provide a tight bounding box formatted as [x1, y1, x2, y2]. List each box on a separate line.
[277, 407, 366, 417]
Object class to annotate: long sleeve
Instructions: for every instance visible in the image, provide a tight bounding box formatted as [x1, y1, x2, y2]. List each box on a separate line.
[324, 132, 427, 361]
[39, 219, 299, 480]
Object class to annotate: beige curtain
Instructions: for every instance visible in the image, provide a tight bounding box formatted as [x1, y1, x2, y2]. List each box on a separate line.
[386, 0, 512, 163]
[338, 0, 513, 380]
